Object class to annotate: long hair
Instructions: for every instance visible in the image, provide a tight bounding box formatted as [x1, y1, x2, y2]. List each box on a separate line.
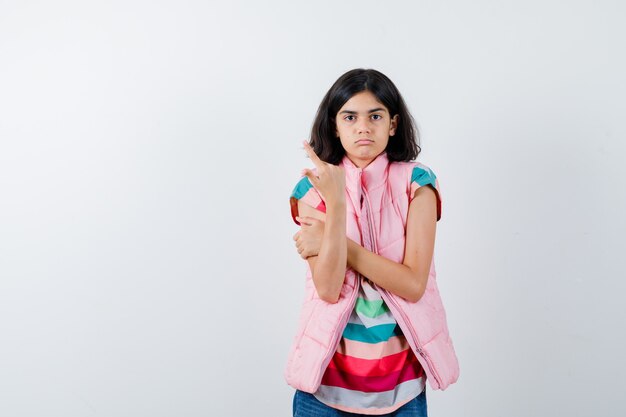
[309, 68, 420, 164]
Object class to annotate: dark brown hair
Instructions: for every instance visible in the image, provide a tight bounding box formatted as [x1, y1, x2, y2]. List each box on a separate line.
[309, 68, 420, 164]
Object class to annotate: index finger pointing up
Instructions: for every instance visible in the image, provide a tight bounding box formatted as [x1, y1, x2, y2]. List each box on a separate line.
[302, 140, 325, 169]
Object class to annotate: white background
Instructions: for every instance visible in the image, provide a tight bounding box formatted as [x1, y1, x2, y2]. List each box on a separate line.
[1, 1, 625, 416]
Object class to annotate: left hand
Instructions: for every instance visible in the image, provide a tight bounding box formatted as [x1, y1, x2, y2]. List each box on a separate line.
[293, 216, 325, 259]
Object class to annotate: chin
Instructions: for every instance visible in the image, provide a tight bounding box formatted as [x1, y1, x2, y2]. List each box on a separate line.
[359, 149, 381, 158]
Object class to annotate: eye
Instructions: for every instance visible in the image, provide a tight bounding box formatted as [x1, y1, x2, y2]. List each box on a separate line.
[371, 114, 383, 120]
[344, 115, 356, 121]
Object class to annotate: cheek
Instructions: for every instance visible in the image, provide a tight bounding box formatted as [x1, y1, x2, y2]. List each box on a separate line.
[338, 138, 350, 150]
[336, 127, 349, 144]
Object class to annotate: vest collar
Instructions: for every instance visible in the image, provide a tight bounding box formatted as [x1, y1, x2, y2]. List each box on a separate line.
[341, 151, 390, 192]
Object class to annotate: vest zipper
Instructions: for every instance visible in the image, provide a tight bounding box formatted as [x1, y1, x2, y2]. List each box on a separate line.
[379, 291, 443, 389]
[360, 185, 443, 389]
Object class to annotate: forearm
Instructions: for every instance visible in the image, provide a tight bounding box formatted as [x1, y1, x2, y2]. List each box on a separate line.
[346, 239, 427, 303]
[311, 203, 347, 303]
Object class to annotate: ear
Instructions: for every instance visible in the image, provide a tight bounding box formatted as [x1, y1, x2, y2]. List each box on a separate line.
[389, 115, 399, 136]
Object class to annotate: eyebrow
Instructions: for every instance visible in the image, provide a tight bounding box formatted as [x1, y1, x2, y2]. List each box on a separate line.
[339, 107, 387, 114]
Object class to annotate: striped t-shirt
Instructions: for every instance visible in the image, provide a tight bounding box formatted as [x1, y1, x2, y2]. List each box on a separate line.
[313, 277, 426, 414]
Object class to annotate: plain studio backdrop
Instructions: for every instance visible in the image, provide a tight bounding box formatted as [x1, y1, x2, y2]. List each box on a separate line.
[1, 1, 625, 416]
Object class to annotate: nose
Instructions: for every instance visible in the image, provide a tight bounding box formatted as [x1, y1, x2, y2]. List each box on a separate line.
[356, 119, 371, 134]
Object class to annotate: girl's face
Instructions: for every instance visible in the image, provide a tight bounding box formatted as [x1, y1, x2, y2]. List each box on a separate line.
[335, 90, 398, 168]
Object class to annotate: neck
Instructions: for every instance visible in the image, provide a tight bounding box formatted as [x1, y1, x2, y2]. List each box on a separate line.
[346, 153, 383, 169]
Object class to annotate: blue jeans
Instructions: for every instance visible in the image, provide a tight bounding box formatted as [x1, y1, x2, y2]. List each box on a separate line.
[293, 389, 427, 417]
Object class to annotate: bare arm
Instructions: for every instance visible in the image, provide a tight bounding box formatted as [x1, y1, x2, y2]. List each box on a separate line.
[296, 184, 438, 303]
[297, 201, 346, 303]
[295, 141, 347, 304]
[346, 185, 437, 302]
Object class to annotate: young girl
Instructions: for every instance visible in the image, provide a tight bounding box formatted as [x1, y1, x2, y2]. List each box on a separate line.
[286, 69, 459, 416]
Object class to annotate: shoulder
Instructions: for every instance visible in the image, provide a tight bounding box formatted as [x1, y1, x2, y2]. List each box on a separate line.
[406, 162, 442, 221]
[410, 162, 438, 186]
[291, 176, 316, 200]
[289, 175, 326, 225]
[387, 160, 439, 189]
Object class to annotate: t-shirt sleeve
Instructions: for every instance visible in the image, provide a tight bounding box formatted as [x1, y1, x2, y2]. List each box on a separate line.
[410, 164, 442, 221]
[289, 176, 327, 225]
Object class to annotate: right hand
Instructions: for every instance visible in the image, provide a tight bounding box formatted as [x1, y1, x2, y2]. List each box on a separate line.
[293, 216, 325, 259]
[302, 141, 345, 207]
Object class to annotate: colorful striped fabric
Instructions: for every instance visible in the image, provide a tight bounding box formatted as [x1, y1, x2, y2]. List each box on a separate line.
[290, 176, 326, 225]
[289, 163, 438, 413]
[410, 164, 442, 221]
[313, 278, 426, 414]
[290, 164, 441, 223]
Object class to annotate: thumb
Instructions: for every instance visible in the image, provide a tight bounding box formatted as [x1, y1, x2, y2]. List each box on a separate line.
[296, 216, 313, 226]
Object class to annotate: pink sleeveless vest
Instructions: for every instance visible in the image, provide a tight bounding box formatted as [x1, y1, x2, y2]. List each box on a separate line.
[285, 152, 460, 393]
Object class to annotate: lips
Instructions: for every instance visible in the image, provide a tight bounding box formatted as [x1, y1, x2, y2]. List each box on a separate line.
[355, 138, 373, 145]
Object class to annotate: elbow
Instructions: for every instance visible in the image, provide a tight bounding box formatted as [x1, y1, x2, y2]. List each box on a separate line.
[404, 292, 423, 304]
[318, 290, 340, 304]
[404, 278, 427, 303]
[315, 280, 341, 303]
[311, 272, 342, 304]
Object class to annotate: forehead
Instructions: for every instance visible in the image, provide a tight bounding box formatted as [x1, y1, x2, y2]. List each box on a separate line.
[339, 91, 388, 113]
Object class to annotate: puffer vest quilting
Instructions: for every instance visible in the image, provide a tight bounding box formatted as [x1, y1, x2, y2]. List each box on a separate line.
[285, 152, 459, 393]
